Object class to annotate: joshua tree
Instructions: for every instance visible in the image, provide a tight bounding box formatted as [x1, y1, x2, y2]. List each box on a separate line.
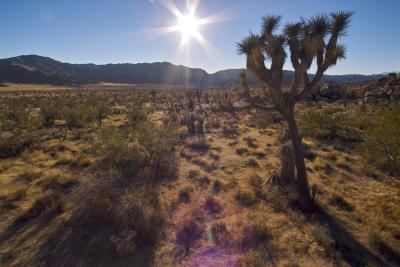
[238, 70, 251, 100]
[195, 89, 203, 110]
[237, 12, 353, 212]
[150, 90, 157, 108]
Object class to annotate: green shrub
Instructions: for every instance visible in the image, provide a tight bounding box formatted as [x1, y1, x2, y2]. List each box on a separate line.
[63, 105, 92, 128]
[98, 119, 178, 182]
[0, 130, 37, 159]
[40, 101, 59, 127]
[71, 171, 163, 256]
[300, 106, 361, 142]
[359, 105, 400, 175]
[127, 100, 148, 127]
[98, 127, 144, 178]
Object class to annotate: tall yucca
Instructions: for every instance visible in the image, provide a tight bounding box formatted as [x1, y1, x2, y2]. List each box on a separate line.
[236, 11, 354, 212]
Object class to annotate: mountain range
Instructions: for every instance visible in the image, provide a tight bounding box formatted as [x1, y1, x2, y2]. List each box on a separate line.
[0, 55, 385, 87]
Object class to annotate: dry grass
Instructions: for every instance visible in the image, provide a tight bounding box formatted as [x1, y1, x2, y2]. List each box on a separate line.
[0, 89, 399, 266]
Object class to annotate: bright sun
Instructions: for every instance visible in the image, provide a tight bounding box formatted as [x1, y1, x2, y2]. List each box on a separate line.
[176, 13, 200, 43]
[161, 0, 212, 48]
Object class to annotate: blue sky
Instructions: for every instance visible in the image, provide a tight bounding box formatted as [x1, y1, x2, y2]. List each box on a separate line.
[0, 0, 399, 74]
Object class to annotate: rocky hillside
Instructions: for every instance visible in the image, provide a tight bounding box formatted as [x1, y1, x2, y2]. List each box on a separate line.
[305, 73, 400, 104]
[0, 55, 385, 86]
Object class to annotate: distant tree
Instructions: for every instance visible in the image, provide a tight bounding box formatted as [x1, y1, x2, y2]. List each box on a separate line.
[195, 89, 203, 110]
[150, 90, 157, 108]
[238, 70, 251, 100]
[237, 11, 354, 212]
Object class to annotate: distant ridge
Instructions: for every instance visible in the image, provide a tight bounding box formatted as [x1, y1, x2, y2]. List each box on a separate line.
[0, 55, 385, 87]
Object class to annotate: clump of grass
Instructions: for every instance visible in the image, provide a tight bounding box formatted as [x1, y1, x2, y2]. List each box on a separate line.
[197, 175, 211, 187]
[187, 137, 210, 150]
[325, 153, 338, 162]
[222, 126, 238, 138]
[245, 158, 259, 168]
[178, 187, 192, 203]
[243, 246, 272, 267]
[188, 169, 200, 179]
[253, 151, 266, 159]
[336, 157, 353, 172]
[251, 211, 270, 242]
[244, 137, 258, 148]
[17, 193, 64, 223]
[226, 177, 238, 190]
[209, 151, 220, 160]
[249, 174, 263, 188]
[368, 231, 400, 263]
[235, 188, 258, 207]
[236, 147, 249, 156]
[191, 157, 217, 172]
[212, 179, 223, 193]
[328, 193, 354, 212]
[176, 218, 204, 254]
[309, 224, 334, 255]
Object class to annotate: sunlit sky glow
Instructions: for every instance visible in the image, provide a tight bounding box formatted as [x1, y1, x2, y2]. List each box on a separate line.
[0, 0, 399, 74]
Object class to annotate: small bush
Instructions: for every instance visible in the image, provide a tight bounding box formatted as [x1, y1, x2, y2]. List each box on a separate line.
[127, 99, 148, 127]
[40, 101, 59, 127]
[64, 106, 91, 128]
[0, 133, 33, 159]
[71, 171, 163, 255]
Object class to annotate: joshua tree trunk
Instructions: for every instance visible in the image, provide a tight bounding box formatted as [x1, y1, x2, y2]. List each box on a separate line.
[241, 79, 251, 99]
[239, 71, 251, 101]
[286, 111, 313, 211]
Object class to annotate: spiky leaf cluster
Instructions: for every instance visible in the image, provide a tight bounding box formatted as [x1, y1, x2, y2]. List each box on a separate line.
[237, 11, 353, 76]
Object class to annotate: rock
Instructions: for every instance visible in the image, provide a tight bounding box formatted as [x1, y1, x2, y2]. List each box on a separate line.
[365, 91, 388, 99]
[365, 97, 380, 104]
[319, 84, 346, 101]
[335, 99, 353, 105]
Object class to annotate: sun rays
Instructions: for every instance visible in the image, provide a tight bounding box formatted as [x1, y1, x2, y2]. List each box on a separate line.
[162, 0, 209, 47]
